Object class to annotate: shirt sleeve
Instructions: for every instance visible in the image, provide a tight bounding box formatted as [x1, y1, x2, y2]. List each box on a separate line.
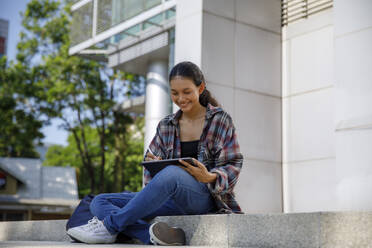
[143, 122, 167, 186]
[207, 114, 243, 195]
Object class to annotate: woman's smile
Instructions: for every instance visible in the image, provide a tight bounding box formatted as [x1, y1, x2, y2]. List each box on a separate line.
[179, 102, 190, 108]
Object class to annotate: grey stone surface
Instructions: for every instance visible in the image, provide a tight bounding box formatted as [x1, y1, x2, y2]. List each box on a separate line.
[2, 212, 372, 247]
[0, 220, 69, 242]
[0, 241, 210, 248]
[320, 212, 372, 248]
[155, 214, 228, 247]
[228, 213, 321, 248]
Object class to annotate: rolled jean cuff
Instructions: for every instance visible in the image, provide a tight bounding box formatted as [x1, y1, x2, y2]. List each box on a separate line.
[103, 218, 117, 235]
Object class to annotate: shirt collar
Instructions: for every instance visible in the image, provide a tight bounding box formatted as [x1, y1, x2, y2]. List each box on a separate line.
[169, 103, 223, 126]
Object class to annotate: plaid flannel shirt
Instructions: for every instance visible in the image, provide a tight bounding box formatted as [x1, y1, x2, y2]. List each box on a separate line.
[143, 104, 244, 214]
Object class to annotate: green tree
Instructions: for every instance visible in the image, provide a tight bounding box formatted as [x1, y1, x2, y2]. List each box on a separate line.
[109, 115, 145, 193]
[15, 0, 145, 194]
[0, 56, 44, 158]
[44, 117, 144, 197]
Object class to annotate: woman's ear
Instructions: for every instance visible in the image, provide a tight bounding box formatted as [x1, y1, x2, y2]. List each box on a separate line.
[199, 82, 206, 94]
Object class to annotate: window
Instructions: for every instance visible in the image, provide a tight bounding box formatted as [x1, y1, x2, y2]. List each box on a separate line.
[0, 212, 26, 221]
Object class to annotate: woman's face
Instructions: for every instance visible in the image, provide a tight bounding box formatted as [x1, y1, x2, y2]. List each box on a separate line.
[170, 76, 203, 113]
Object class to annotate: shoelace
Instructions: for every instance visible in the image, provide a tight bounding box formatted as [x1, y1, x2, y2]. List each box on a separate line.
[83, 216, 103, 232]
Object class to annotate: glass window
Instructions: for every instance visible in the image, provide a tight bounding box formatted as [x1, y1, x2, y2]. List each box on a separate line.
[113, 31, 128, 43]
[125, 24, 141, 36]
[70, 2, 93, 46]
[143, 13, 163, 30]
[5, 213, 25, 221]
[143, 21, 153, 30]
[98, 0, 113, 33]
[148, 13, 163, 24]
[144, 0, 161, 10]
[123, 0, 143, 20]
[165, 8, 175, 20]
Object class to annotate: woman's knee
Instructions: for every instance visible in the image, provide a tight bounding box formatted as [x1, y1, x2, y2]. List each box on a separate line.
[89, 193, 109, 218]
[156, 165, 190, 185]
[158, 165, 184, 177]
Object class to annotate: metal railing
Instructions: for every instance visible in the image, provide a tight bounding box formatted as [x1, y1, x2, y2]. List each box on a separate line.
[282, 0, 333, 26]
[69, 0, 163, 47]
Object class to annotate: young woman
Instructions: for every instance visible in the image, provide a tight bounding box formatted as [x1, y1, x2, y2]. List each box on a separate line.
[66, 61, 243, 245]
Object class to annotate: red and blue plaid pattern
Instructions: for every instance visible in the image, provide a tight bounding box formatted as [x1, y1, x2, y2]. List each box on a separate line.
[144, 104, 244, 213]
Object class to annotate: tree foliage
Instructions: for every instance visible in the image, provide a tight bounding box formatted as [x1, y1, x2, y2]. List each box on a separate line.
[3, 0, 146, 195]
[0, 55, 43, 158]
[44, 117, 144, 197]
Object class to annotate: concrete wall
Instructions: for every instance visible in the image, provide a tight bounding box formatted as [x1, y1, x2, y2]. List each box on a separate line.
[175, 0, 282, 213]
[284, 0, 372, 212]
[333, 0, 372, 211]
[174, 0, 203, 65]
[175, 0, 372, 213]
[282, 9, 335, 212]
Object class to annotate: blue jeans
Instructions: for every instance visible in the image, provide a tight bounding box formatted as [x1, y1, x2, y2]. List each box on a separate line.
[89, 166, 216, 244]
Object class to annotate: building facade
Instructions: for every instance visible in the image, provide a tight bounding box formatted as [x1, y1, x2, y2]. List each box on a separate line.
[0, 19, 9, 57]
[69, 0, 372, 213]
[0, 158, 78, 221]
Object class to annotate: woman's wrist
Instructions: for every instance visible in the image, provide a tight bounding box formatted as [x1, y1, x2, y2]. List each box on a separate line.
[207, 172, 217, 183]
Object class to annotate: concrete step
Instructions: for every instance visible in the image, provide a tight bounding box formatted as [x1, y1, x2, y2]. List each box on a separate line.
[0, 212, 372, 248]
[0, 241, 209, 248]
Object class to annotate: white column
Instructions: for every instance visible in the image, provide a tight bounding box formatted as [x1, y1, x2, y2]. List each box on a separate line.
[334, 0, 372, 210]
[282, 9, 335, 212]
[144, 60, 170, 153]
[201, 0, 282, 213]
[173, 0, 282, 213]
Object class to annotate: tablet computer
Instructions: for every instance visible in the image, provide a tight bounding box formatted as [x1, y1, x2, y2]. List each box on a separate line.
[141, 157, 196, 178]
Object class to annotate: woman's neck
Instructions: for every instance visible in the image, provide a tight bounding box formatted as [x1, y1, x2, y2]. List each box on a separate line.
[181, 104, 206, 121]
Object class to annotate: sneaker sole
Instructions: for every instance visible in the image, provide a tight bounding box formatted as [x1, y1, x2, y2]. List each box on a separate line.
[149, 223, 185, 246]
[66, 228, 116, 244]
[66, 232, 82, 243]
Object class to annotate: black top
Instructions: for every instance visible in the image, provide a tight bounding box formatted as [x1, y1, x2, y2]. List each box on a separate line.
[180, 140, 199, 159]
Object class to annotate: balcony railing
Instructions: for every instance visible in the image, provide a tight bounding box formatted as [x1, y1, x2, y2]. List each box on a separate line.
[69, 0, 175, 55]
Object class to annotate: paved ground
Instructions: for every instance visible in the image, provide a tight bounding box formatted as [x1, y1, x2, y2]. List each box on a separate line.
[0, 241, 213, 248]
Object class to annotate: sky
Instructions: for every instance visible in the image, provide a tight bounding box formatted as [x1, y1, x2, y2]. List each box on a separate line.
[0, 0, 68, 146]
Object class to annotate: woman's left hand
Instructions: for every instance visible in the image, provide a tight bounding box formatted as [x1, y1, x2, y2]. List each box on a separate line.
[179, 158, 217, 183]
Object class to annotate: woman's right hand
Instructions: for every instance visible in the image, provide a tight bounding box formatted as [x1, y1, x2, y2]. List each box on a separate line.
[145, 152, 162, 161]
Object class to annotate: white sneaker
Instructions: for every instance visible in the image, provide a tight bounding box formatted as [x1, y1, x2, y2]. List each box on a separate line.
[67, 216, 117, 244]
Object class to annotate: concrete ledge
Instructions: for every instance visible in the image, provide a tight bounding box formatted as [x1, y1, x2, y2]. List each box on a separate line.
[0, 220, 69, 242]
[0, 241, 205, 248]
[320, 212, 372, 248]
[156, 212, 372, 248]
[155, 215, 228, 246]
[228, 213, 320, 248]
[1, 212, 372, 247]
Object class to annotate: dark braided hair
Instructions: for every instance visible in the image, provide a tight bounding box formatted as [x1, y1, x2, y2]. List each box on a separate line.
[169, 61, 219, 107]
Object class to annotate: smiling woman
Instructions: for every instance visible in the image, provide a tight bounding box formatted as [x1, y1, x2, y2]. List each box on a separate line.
[66, 61, 244, 246]
[168, 61, 219, 143]
[169, 61, 219, 109]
